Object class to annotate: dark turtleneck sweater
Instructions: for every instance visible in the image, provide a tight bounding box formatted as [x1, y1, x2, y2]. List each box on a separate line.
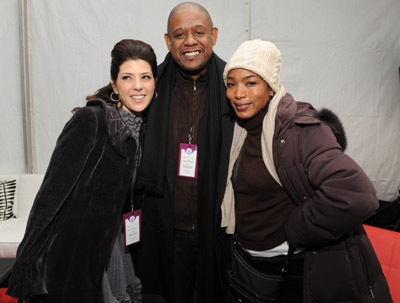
[173, 68, 207, 231]
[236, 105, 295, 251]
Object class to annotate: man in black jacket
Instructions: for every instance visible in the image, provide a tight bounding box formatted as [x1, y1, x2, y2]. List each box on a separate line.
[133, 2, 234, 303]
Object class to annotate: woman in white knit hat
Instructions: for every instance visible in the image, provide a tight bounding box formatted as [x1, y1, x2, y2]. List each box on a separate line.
[221, 40, 392, 302]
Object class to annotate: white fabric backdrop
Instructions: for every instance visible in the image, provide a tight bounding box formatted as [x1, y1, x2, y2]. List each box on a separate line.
[0, 0, 399, 201]
[0, 0, 25, 173]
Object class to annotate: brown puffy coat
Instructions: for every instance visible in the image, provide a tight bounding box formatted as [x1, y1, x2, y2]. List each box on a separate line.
[275, 94, 392, 302]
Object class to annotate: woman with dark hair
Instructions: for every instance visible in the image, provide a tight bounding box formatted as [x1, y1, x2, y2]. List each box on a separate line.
[221, 40, 392, 302]
[6, 39, 158, 303]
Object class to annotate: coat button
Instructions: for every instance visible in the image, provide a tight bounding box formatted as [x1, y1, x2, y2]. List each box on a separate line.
[303, 196, 307, 200]
[280, 139, 286, 144]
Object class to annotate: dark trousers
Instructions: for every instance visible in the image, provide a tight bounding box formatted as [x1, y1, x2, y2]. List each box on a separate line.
[173, 229, 199, 303]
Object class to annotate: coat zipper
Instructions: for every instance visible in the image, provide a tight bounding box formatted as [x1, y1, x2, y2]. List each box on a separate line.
[356, 233, 375, 299]
[192, 80, 196, 137]
[190, 79, 196, 231]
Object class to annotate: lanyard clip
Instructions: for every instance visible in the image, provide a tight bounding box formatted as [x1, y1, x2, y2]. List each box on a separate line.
[188, 126, 193, 145]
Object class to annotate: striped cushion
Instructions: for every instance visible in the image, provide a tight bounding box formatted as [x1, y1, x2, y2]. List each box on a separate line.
[0, 180, 16, 221]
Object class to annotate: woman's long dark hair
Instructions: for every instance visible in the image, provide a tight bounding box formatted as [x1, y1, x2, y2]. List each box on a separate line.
[86, 39, 157, 104]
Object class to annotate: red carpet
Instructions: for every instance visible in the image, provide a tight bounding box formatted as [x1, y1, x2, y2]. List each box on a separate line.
[0, 288, 18, 303]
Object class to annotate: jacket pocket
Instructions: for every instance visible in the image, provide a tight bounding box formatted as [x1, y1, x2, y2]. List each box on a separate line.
[307, 241, 357, 302]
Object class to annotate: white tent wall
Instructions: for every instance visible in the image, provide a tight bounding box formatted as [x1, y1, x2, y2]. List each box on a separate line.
[0, 0, 25, 173]
[0, 0, 399, 201]
[249, 0, 400, 201]
[29, 0, 248, 176]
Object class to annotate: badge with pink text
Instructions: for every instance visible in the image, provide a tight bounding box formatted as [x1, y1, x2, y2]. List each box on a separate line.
[123, 210, 141, 246]
[178, 143, 198, 179]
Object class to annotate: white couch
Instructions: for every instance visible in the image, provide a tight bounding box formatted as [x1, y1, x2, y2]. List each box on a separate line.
[0, 174, 44, 258]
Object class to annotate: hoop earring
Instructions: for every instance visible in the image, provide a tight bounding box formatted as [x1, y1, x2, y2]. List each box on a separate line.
[110, 91, 120, 102]
[153, 91, 158, 100]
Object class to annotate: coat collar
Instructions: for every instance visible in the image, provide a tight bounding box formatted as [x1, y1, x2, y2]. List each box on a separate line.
[87, 99, 132, 157]
[277, 96, 347, 150]
[278, 94, 321, 127]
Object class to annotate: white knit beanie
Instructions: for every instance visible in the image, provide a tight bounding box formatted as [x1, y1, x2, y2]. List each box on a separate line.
[223, 39, 282, 93]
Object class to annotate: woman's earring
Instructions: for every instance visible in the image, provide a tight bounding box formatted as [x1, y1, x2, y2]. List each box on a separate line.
[110, 91, 122, 108]
[153, 91, 158, 100]
[110, 91, 120, 102]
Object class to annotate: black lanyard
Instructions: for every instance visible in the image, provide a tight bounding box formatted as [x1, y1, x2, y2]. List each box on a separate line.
[176, 77, 207, 145]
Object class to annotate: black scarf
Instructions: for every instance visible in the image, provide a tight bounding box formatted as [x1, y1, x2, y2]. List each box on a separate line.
[135, 52, 228, 196]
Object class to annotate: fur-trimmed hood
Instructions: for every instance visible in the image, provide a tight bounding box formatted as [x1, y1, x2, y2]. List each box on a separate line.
[281, 97, 347, 152]
[315, 108, 347, 151]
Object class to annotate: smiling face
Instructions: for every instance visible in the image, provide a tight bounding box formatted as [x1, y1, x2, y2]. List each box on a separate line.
[164, 7, 218, 79]
[226, 69, 274, 120]
[111, 59, 156, 115]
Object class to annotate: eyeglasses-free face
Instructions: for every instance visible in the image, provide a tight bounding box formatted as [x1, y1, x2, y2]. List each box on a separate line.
[226, 68, 274, 120]
[111, 59, 156, 115]
[165, 7, 218, 79]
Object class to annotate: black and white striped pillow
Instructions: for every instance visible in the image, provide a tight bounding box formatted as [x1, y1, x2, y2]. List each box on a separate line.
[0, 179, 16, 221]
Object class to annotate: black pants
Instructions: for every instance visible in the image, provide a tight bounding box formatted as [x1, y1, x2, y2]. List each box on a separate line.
[233, 244, 304, 303]
[173, 229, 199, 303]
